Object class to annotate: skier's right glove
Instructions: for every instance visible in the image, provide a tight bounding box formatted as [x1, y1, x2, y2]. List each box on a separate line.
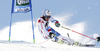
[55, 23, 60, 27]
[49, 32, 56, 39]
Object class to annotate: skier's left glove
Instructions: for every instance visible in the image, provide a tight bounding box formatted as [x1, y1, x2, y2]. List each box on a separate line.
[55, 23, 60, 27]
[96, 37, 100, 41]
[49, 32, 56, 39]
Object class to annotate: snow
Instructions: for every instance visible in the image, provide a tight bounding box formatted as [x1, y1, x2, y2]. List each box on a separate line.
[0, 40, 100, 51]
[0, 14, 100, 51]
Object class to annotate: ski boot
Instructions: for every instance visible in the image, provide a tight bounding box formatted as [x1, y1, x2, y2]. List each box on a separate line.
[56, 38, 72, 45]
[72, 41, 80, 46]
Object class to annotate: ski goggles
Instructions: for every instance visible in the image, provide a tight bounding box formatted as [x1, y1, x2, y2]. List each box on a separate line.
[45, 16, 51, 18]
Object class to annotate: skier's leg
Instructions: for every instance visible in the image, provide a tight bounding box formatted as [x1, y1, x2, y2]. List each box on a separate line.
[47, 27, 75, 45]
[48, 32, 59, 42]
[57, 35, 75, 45]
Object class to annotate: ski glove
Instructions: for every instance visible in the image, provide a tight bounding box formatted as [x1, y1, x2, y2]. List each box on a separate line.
[55, 23, 60, 27]
[96, 37, 100, 41]
[49, 32, 56, 39]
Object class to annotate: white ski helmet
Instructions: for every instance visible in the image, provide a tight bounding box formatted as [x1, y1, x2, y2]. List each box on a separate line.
[43, 9, 51, 17]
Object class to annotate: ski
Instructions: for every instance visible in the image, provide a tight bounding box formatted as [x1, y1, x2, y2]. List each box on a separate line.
[58, 38, 96, 47]
[78, 44, 95, 47]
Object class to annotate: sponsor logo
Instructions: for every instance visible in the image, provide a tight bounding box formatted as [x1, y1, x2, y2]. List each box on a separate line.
[15, 7, 30, 12]
[16, 0, 29, 6]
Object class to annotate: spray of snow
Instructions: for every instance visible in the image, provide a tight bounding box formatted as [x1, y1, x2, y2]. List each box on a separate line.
[93, 33, 100, 38]
[52, 13, 87, 43]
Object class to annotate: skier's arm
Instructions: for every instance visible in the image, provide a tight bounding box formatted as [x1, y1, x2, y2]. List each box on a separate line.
[49, 17, 60, 27]
[37, 18, 50, 36]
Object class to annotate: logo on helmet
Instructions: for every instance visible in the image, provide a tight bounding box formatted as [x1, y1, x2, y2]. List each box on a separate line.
[43, 9, 51, 17]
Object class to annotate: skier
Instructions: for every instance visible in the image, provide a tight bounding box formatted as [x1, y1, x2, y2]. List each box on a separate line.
[37, 9, 76, 45]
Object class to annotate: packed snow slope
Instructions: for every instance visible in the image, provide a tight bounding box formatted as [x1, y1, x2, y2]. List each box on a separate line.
[0, 14, 100, 51]
[0, 40, 100, 51]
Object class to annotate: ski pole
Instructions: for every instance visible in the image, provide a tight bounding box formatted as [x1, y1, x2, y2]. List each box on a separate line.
[60, 26, 96, 40]
[67, 33, 70, 38]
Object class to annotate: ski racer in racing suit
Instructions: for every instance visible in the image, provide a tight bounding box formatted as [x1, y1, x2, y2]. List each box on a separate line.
[37, 9, 75, 45]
